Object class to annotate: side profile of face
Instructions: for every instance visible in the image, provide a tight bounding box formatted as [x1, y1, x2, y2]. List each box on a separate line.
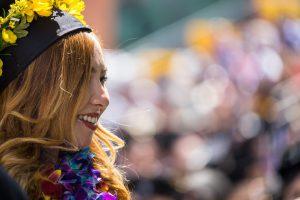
[74, 35, 110, 147]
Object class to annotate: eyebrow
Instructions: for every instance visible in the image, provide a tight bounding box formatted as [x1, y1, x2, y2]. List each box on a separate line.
[92, 64, 107, 74]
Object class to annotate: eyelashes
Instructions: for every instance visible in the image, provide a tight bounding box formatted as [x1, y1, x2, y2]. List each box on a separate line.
[100, 75, 108, 85]
[92, 67, 108, 85]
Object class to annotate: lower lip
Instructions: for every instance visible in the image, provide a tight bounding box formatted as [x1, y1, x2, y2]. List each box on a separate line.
[79, 119, 97, 131]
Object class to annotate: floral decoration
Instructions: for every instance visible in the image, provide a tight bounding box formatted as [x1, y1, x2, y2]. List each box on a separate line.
[0, 0, 87, 77]
[41, 147, 117, 200]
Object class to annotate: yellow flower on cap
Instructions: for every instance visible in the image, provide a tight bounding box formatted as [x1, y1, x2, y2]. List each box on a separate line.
[32, 0, 54, 17]
[0, 58, 3, 77]
[2, 29, 17, 44]
[9, 21, 16, 29]
[8, 0, 28, 16]
[0, 17, 4, 25]
[24, 2, 35, 22]
[26, 12, 35, 23]
[55, 0, 86, 24]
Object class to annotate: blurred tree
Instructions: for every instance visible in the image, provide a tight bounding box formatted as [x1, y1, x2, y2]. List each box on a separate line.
[118, 0, 218, 47]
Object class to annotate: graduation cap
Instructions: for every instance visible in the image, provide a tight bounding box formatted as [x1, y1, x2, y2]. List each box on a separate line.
[0, 0, 92, 92]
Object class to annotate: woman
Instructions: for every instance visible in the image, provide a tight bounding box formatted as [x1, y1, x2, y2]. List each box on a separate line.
[0, 0, 130, 199]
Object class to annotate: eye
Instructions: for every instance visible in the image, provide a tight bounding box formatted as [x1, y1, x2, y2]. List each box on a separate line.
[100, 75, 108, 85]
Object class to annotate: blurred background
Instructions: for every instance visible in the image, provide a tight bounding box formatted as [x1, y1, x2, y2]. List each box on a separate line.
[84, 0, 300, 199]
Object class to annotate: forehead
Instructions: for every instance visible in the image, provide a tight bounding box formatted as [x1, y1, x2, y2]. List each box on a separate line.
[90, 35, 105, 71]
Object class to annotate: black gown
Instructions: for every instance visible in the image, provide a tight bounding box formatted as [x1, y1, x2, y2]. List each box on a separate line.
[0, 166, 28, 200]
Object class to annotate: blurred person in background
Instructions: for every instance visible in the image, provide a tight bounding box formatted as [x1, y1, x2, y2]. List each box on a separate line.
[278, 143, 300, 200]
[103, 0, 300, 199]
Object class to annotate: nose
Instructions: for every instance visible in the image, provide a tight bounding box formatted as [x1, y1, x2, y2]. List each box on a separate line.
[90, 82, 110, 110]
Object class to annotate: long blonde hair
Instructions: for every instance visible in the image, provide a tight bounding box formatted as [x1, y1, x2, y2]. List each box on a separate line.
[0, 32, 130, 199]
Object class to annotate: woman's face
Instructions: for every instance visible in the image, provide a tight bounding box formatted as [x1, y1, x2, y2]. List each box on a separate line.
[74, 38, 109, 147]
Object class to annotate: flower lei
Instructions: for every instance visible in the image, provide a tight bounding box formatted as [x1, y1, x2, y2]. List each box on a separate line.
[0, 0, 86, 76]
[40, 147, 117, 200]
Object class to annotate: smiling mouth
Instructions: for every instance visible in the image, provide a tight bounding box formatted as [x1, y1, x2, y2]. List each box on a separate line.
[78, 114, 100, 131]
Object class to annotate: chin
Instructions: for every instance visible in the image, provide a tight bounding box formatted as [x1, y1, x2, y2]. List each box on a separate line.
[77, 132, 93, 147]
[75, 119, 96, 147]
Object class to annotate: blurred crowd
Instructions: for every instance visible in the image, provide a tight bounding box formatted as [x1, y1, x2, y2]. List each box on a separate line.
[101, 0, 300, 199]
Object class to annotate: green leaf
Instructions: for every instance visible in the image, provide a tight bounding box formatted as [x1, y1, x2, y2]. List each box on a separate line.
[13, 16, 29, 31]
[2, 8, 6, 17]
[2, 23, 8, 29]
[13, 29, 28, 38]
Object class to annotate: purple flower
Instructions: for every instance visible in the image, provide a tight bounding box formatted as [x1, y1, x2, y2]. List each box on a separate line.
[42, 147, 117, 200]
[98, 192, 117, 200]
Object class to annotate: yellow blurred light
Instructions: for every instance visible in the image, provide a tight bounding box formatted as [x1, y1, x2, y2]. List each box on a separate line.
[254, 0, 300, 21]
[185, 19, 215, 54]
[281, 0, 300, 18]
[143, 50, 174, 80]
[255, 0, 281, 21]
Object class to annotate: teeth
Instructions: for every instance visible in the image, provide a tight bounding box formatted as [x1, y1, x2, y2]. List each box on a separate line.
[93, 118, 97, 123]
[78, 115, 98, 124]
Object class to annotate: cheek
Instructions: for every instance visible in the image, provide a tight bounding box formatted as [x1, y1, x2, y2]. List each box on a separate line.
[77, 91, 91, 112]
[74, 119, 85, 135]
